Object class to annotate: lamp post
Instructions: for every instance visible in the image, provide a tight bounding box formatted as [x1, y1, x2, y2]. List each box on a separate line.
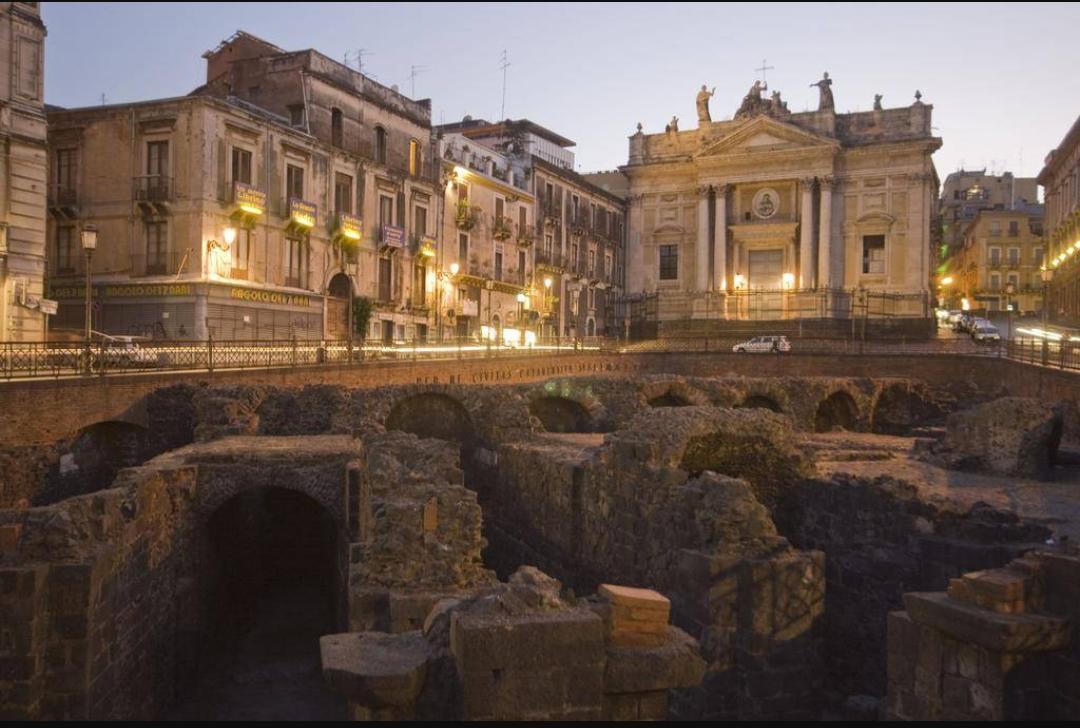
[1041, 268, 1054, 330]
[81, 225, 97, 343]
[1004, 281, 1016, 342]
[516, 291, 527, 348]
[543, 276, 553, 343]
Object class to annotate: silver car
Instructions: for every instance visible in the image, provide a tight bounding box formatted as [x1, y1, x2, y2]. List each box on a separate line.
[732, 335, 791, 353]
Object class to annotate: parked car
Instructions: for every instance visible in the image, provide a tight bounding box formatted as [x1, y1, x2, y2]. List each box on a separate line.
[732, 335, 791, 353]
[90, 335, 159, 370]
[954, 313, 976, 333]
[971, 323, 1001, 343]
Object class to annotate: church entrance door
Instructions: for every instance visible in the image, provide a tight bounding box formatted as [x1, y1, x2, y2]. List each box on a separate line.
[748, 249, 783, 320]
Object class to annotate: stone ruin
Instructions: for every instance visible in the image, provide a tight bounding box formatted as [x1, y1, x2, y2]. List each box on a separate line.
[0, 372, 1078, 721]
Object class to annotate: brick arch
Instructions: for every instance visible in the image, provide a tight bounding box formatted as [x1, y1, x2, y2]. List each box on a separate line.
[871, 383, 932, 435]
[642, 380, 711, 408]
[814, 390, 861, 432]
[195, 465, 347, 526]
[736, 393, 784, 413]
[385, 390, 478, 445]
[524, 380, 607, 433]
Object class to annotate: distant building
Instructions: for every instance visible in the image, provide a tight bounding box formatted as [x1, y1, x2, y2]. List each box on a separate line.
[952, 208, 1044, 314]
[621, 80, 940, 337]
[1038, 115, 1080, 323]
[46, 31, 438, 342]
[937, 169, 1040, 298]
[0, 1, 47, 341]
[436, 118, 627, 340]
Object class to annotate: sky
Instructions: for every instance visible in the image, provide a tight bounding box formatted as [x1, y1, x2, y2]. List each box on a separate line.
[42, 2, 1080, 184]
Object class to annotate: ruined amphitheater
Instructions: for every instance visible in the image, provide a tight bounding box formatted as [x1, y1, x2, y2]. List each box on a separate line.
[1, 363, 1079, 721]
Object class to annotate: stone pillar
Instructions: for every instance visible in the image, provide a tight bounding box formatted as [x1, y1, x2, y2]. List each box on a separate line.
[817, 176, 835, 289]
[713, 185, 727, 291]
[194, 289, 208, 339]
[800, 178, 815, 289]
[696, 186, 711, 292]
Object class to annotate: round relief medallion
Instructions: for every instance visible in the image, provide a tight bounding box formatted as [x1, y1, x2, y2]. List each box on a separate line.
[752, 188, 779, 220]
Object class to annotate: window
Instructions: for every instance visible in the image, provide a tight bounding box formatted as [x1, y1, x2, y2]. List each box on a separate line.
[285, 237, 307, 288]
[232, 228, 252, 275]
[543, 232, 553, 256]
[378, 256, 392, 301]
[1007, 273, 1019, 292]
[409, 139, 422, 177]
[146, 221, 167, 274]
[379, 195, 394, 229]
[495, 251, 503, 281]
[147, 141, 169, 177]
[545, 182, 553, 203]
[231, 147, 252, 185]
[331, 108, 343, 147]
[1007, 247, 1020, 266]
[458, 233, 469, 262]
[518, 250, 526, 285]
[989, 273, 1001, 291]
[55, 226, 75, 274]
[988, 247, 1001, 266]
[572, 195, 580, 221]
[1034, 247, 1044, 267]
[659, 244, 678, 280]
[17, 38, 40, 99]
[588, 287, 595, 310]
[588, 249, 596, 276]
[55, 149, 78, 196]
[571, 242, 578, 267]
[375, 127, 387, 165]
[413, 205, 427, 237]
[518, 206, 527, 234]
[334, 173, 353, 215]
[288, 105, 305, 127]
[495, 197, 505, 220]
[1008, 220, 1019, 237]
[605, 253, 613, 280]
[286, 164, 304, 200]
[413, 262, 427, 306]
[862, 235, 885, 274]
[989, 221, 1001, 237]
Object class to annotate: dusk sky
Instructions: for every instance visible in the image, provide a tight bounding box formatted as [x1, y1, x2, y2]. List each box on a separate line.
[43, 2, 1080, 185]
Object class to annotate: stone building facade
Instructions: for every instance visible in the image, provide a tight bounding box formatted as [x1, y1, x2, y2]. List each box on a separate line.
[952, 208, 1045, 314]
[1038, 114, 1080, 324]
[46, 31, 438, 342]
[437, 118, 627, 341]
[0, 1, 47, 341]
[939, 169, 1039, 259]
[437, 132, 535, 343]
[621, 82, 940, 336]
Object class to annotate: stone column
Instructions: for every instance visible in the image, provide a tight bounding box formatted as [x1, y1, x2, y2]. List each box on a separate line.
[800, 178, 815, 289]
[696, 186, 711, 292]
[817, 176, 835, 289]
[713, 185, 727, 291]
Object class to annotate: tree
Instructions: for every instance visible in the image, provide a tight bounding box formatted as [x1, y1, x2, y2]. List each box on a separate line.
[352, 297, 373, 340]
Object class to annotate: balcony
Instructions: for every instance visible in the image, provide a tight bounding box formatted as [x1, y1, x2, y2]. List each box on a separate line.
[134, 175, 173, 217]
[534, 249, 566, 270]
[48, 185, 79, 220]
[455, 200, 478, 231]
[493, 215, 514, 241]
[131, 251, 195, 278]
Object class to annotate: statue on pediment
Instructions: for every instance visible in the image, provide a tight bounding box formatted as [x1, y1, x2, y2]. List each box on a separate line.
[873, 94, 883, 111]
[735, 80, 767, 119]
[810, 72, 834, 111]
[769, 90, 790, 115]
[696, 85, 716, 123]
[665, 116, 679, 133]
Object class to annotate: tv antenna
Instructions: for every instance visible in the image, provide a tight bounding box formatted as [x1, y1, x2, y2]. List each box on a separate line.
[499, 50, 510, 120]
[408, 64, 426, 98]
[344, 49, 373, 75]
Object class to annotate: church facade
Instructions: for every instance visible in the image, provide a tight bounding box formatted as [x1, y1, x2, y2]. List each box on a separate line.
[621, 79, 940, 335]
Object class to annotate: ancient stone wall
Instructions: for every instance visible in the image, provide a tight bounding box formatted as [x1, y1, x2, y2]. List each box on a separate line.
[772, 473, 1051, 700]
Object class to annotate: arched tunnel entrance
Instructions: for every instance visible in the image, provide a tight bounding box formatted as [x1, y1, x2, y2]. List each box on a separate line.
[814, 391, 859, 433]
[737, 394, 783, 413]
[529, 396, 593, 433]
[171, 487, 346, 720]
[36, 421, 149, 506]
[386, 392, 477, 446]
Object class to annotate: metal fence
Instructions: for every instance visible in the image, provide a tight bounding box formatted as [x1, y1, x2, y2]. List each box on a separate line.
[1, 334, 1078, 381]
[0, 337, 609, 381]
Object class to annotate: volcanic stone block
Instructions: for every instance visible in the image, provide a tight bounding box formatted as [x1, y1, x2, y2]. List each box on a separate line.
[941, 397, 1063, 477]
[320, 631, 432, 714]
[903, 592, 1071, 652]
[450, 606, 605, 720]
[598, 584, 670, 648]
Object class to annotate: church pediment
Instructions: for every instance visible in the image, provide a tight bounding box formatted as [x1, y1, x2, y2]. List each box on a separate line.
[696, 116, 838, 159]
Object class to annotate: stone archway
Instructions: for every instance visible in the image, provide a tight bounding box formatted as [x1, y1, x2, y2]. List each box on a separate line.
[385, 392, 477, 445]
[814, 391, 860, 432]
[173, 486, 346, 720]
[37, 420, 150, 505]
[529, 396, 593, 433]
[737, 394, 783, 413]
[872, 385, 933, 435]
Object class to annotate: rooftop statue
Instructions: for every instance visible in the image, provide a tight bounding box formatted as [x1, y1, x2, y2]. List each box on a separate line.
[810, 72, 834, 111]
[696, 85, 716, 123]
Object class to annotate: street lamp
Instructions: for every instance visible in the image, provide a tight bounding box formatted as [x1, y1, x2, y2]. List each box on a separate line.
[223, 225, 237, 247]
[1041, 268, 1054, 330]
[81, 225, 98, 344]
[517, 291, 527, 348]
[543, 276, 553, 342]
